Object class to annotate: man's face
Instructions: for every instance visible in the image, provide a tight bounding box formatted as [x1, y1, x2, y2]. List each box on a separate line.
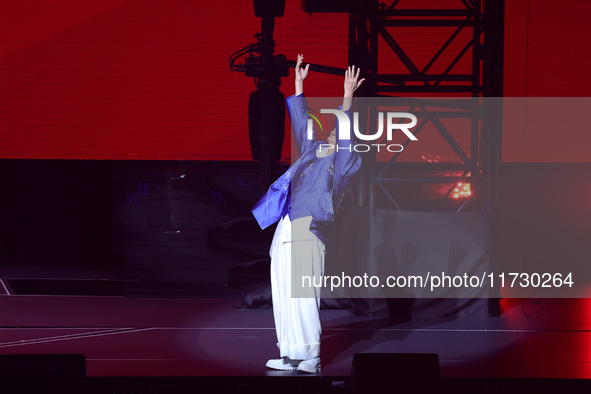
[326, 128, 336, 146]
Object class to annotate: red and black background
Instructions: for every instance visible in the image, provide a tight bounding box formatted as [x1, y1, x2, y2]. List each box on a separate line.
[1, 0, 590, 161]
[1, 1, 591, 388]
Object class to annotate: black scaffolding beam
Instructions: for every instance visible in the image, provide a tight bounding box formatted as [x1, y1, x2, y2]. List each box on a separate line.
[304, 0, 504, 315]
[340, 0, 503, 216]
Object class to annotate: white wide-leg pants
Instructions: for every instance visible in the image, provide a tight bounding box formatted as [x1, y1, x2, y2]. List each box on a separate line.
[270, 215, 325, 360]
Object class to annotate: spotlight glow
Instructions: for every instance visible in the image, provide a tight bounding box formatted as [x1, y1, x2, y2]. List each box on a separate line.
[452, 182, 471, 199]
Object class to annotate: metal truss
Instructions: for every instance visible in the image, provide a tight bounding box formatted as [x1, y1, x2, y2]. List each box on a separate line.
[344, 0, 504, 214]
[301, 0, 504, 315]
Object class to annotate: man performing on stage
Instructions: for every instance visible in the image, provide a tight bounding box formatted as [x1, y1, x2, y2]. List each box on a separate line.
[252, 54, 364, 373]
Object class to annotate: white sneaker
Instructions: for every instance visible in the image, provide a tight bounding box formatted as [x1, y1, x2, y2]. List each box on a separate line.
[296, 357, 321, 373]
[266, 358, 296, 371]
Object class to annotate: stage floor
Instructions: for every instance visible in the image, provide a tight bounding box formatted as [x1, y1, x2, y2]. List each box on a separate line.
[0, 295, 590, 379]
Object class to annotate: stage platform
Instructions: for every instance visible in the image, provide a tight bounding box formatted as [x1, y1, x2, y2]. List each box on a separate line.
[1, 294, 590, 381]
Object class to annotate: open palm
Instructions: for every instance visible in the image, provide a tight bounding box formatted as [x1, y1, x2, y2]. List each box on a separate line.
[295, 54, 310, 83]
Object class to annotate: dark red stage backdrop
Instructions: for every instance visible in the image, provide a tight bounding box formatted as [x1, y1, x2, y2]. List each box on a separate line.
[1, 1, 590, 162]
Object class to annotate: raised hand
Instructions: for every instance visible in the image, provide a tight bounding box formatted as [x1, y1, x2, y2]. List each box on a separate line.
[295, 54, 310, 96]
[344, 65, 365, 97]
[295, 54, 310, 83]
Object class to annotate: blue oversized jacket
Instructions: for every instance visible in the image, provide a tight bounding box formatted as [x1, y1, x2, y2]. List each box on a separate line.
[252, 93, 361, 244]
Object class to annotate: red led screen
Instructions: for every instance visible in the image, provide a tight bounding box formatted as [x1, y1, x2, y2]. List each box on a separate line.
[1, 0, 590, 161]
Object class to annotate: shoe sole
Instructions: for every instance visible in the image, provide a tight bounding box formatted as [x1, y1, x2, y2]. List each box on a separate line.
[266, 362, 296, 371]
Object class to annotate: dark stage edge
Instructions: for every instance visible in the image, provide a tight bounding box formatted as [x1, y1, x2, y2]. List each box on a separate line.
[3, 376, 587, 394]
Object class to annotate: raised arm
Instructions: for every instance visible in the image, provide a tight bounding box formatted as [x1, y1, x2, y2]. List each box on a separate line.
[286, 54, 314, 154]
[333, 65, 364, 197]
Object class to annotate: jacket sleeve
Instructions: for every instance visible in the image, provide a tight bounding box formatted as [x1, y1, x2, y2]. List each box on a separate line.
[286, 93, 315, 155]
[333, 107, 362, 199]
